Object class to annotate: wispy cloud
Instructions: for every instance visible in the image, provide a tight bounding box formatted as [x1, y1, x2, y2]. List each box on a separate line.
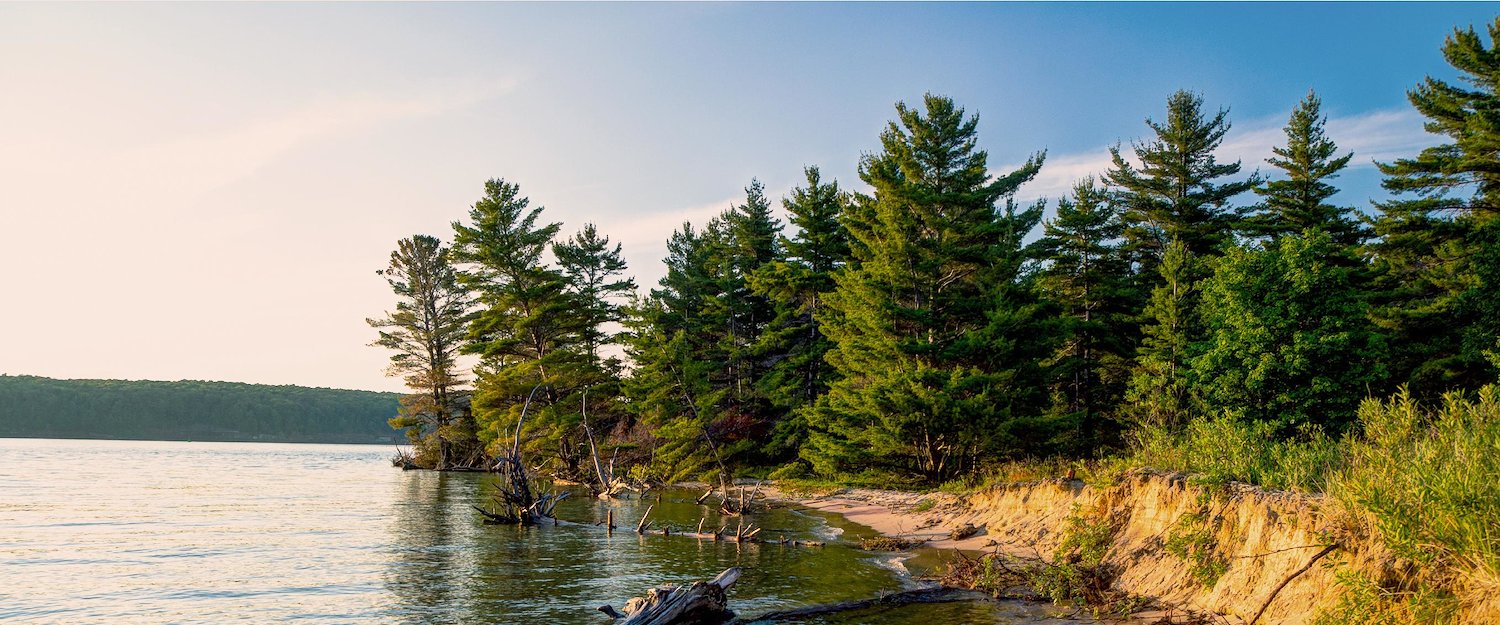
[1008, 107, 1435, 203]
[597, 194, 740, 289]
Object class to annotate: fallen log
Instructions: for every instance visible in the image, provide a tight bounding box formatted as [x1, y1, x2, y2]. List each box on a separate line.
[730, 587, 988, 623]
[600, 567, 742, 625]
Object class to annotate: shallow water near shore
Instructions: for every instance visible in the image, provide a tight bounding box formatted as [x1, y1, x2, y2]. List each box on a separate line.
[0, 438, 1069, 624]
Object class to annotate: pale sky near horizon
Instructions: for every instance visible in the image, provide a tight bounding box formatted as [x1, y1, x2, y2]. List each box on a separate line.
[2, 3, 1496, 393]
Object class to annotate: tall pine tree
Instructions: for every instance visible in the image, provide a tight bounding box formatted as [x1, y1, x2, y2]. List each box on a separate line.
[553, 223, 635, 470]
[1248, 91, 1363, 248]
[451, 179, 589, 472]
[803, 94, 1050, 482]
[1371, 20, 1500, 394]
[1125, 240, 1200, 430]
[748, 167, 852, 464]
[368, 234, 476, 469]
[1107, 90, 1260, 275]
[1036, 178, 1135, 448]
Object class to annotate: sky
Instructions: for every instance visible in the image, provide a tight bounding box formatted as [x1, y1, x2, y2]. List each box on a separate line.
[2, 3, 1496, 393]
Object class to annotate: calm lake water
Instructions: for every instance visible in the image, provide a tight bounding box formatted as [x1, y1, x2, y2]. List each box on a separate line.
[0, 439, 1072, 624]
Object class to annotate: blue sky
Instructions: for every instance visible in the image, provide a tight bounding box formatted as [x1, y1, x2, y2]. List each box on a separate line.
[1, 3, 1495, 392]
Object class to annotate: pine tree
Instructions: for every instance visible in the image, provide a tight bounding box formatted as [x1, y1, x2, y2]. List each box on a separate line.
[1036, 178, 1135, 447]
[554, 223, 635, 371]
[450, 179, 588, 471]
[719, 180, 782, 420]
[367, 234, 475, 469]
[553, 223, 635, 468]
[1107, 90, 1260, 274]
[623, 220, 741, 482]
[803, 94, 1049, 482]
[748, 166, 851, 462]
[1124, 240, 1200, 430]
[1193, 232, 1386, 432]
[1249, 91, 1363, 248]
[1371, 20, 1500, 394]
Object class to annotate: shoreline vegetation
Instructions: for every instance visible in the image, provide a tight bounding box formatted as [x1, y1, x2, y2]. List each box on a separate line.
[356, 17, 1500, 625]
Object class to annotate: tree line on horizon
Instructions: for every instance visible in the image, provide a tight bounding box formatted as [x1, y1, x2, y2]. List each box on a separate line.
[0, 375, 401, 443]
[369, 21, 1500, 484]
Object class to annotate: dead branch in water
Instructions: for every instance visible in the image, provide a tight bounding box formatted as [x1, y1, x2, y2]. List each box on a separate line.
[477, 384, 568, 525]
[729, 587, 987, 624]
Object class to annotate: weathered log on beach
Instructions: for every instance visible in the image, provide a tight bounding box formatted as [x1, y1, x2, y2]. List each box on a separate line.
[599, 567, 742, 625]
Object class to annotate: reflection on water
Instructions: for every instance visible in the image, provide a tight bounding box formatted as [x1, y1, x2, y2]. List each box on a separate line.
[0, 438, 951, 625]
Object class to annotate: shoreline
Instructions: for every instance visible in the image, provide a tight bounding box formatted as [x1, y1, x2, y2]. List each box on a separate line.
[761, 484, 992, 552]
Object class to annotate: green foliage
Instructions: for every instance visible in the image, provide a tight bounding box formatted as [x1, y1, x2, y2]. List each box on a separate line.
[1334, 387, 1500, 581]
[803, 93, 1054, 482]
[1248, 90, 1364, 247]
[622, 180, 788, 481]
[1106, 89, 1260, 270]
[1314, 568, 1460, 625]
[1164, 510, 1229, 588]
[1371, 19, 1500, 396]
[1038, 178, 1136, 448]
[368, 234, 477, 468]
[0, 375, 399, 443]
[748, 167, 851, 462]
[451, 179, 603, 475]
[1125, 240, 1201, 430]
[1194, 232, 1387, 432]
[1029, 505, 1117, 605]
[1130, 413, 1343, 492]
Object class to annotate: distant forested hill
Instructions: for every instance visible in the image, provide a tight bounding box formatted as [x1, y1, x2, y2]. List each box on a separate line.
[0, 375, 401, 444]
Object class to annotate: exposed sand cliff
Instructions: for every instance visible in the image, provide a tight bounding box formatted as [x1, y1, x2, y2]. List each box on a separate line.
[771, 471, 1430, 625]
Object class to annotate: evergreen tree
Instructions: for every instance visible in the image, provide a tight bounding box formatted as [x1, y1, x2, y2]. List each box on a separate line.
[1193, 232, 1386, 432]
[1124, 240, 1200, 430]
[803, 94, 1049, 482]
[718, 180, 782, 420]
[748, 167, 851, 461]
[554, 223, 635, 370]
[623, 220, 744, 482]
[621, 297, 732, 483]
[1036, 178, 1135, 447]
[1106, 90, 1260, 274]
[367, 234, 475, 469]
[450, 179, 588, 471]
[553, 223, 635, 467]
[1249, 91, 1363, 248]
[1371, 20, 1500, 394]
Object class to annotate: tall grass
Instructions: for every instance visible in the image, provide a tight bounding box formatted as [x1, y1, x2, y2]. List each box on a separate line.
[1129, 413, 1343, 492]
[1122, 384, 1500, 623]
[1332, 387, 1500, 596]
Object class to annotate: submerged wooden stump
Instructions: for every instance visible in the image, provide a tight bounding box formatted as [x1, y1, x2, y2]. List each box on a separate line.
[600, 567, 741, 625]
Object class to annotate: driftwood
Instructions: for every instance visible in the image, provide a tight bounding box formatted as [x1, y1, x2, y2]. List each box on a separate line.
[1248, 543, 1339, 625]
[581, 388, 632, 499]
[730, 587, 986, 623]
[600, 567, 742, 625]
[700, 481, 765, 516]
[599, 570, 986, 625]
[478, 384, 568, 525]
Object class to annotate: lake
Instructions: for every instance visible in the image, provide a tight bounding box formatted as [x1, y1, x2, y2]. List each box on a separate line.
[0, 438, 1074, 624]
